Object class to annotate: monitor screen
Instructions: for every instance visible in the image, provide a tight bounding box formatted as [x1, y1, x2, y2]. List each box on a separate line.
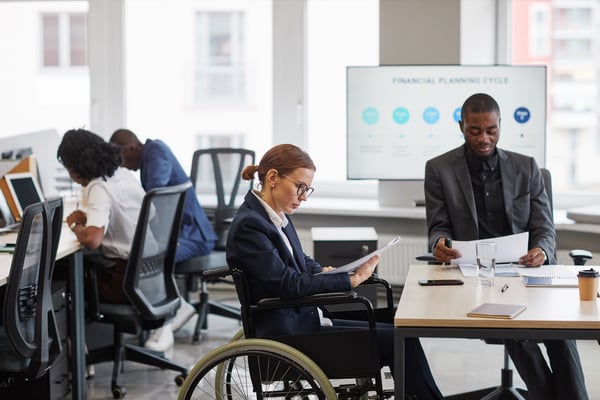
[347, 65, 547, 180]
[4, 172, 44, 219]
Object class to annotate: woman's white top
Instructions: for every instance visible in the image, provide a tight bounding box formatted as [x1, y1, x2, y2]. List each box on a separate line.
[81, 167, 146, 259]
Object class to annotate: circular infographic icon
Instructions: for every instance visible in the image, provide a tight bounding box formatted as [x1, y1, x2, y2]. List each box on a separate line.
[514, 107, 530, 124]
[453, 107, 461, 122]
[423, 107, 440, 125]
[362, 107, 379, 125]
[393, 107, 410, 124]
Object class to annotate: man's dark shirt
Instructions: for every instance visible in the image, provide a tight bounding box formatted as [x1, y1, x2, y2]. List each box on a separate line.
[464, 146, 511, 239]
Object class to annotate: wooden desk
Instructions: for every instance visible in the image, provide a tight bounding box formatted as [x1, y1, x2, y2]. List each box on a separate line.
[394, 265, 600, 399]
[0, 226, 86, 400]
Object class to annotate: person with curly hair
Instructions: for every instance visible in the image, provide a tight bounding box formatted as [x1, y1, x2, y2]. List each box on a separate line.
[57, 128, 146, 304]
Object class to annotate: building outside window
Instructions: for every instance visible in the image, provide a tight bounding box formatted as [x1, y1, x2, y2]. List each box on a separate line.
[513, 0, 600, 193]
[42, 12, 87, 68]
[124, 1, 271, 172]
[195, 11, 245, 103]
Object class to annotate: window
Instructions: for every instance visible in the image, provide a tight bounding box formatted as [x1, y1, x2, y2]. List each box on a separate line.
[41, 12, 87, 68]
[306, 0, 379, 184]
[124, 1, 271, 172]
[69, 14, 87, 66]
[195, 12, 245, 103]
[513, 0, 600, 192]
[0, 1, 89, 139]
[528, 3, 550, 57]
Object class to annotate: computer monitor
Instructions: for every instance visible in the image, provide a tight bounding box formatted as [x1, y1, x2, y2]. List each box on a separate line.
[3, 172, 45, 220]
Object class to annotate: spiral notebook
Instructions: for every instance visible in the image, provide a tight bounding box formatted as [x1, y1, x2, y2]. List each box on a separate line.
[521, 265, 579, 287]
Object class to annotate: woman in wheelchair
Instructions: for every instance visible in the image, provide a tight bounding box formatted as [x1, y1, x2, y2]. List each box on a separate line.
[225, 144, 444, 399]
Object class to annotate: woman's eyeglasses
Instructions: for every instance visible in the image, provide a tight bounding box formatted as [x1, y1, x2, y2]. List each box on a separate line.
[281, 174, 314, 198]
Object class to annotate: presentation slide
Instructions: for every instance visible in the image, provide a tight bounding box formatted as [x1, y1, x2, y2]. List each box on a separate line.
[347, 65, 547, 180]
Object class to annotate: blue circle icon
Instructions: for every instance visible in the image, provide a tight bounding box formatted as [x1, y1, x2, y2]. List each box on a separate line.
[514, 107, 530, 124]
[393, 107, 410, 124]
[362, 107, 379, 125]
[453, 107, 461, 122]
[423, 107, 440, 125]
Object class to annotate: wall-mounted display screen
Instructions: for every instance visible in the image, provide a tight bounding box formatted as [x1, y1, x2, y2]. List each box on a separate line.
[347, 65, 546, 180]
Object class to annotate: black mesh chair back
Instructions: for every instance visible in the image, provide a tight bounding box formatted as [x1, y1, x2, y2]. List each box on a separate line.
[86, 183, 189, 398]
[190, 148, 255, 249]
[124, 183, 189, 320]
[540, 167, 553, 216]
[0, 197, 63, 379]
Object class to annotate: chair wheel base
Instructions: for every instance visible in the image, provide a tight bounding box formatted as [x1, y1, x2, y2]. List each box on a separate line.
[111, 384, 127, 399]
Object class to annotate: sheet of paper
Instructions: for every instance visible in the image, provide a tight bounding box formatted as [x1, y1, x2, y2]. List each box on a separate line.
[451, 232, 529, 265]
[316, 236, 401, 275]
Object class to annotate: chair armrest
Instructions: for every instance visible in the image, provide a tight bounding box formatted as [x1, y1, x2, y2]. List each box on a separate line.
[255, 291, 376, 329]
[83, 267, 102, 321]
[202, 266, 232, 279]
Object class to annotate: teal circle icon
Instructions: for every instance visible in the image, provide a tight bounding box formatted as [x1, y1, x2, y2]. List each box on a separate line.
[362, 107, 379, 125]
[393, 107, 410, 124]
[423, 107, 440, 124]
[453, 107, 461, 122]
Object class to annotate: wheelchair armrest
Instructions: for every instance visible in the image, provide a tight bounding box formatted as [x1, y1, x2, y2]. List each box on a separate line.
[255, 291, 376, 329]
[360, 273, 395, 311]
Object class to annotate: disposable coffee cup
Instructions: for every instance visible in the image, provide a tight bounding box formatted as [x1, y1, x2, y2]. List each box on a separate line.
[577, 268, 599, 301]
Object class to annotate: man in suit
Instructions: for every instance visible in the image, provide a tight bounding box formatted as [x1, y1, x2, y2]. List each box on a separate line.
[110, 129, 218, 350]
[425, 93, 588, 399]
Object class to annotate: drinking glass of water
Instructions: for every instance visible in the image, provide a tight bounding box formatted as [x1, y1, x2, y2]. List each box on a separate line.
[476, 241, 496, 287]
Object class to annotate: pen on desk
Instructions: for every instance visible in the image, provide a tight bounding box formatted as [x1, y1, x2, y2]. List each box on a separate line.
[501, 283, 509, 293]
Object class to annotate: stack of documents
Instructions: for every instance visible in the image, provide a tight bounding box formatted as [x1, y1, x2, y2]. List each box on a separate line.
[458, 263, 584, 287]
[451, 232, 528, 265]
[520, 265, 579, 287]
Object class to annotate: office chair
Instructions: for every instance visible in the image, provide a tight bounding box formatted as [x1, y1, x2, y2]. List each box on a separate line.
[0, 198, 63, 391]
[85, 183, 190, 399]
[175, 148, 255, 342]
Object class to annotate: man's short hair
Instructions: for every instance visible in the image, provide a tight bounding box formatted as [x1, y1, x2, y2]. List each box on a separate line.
[460, 93, 500, 121]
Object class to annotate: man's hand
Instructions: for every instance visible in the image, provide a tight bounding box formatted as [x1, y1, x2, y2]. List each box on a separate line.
[433, 237, 461, 264]
[518, 247, 546, 267]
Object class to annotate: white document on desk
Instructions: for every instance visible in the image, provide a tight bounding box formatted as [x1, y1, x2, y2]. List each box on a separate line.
[316, 236, 401, 275]
[451, 232, 529, 265]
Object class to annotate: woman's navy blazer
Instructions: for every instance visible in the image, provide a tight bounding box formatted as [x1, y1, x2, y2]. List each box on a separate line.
[226, 191, 351, 336]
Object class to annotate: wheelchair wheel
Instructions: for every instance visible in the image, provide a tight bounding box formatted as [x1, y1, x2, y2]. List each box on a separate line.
[178, 338, 336, 400]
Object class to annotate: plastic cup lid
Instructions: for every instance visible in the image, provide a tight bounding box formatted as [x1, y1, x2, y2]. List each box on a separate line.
[577, 268, 599, 278]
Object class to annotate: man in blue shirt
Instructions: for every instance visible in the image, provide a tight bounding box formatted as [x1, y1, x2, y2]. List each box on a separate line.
[110, 129, 218, 350]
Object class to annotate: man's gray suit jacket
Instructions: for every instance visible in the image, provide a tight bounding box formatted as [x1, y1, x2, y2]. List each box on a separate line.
[424, 145, 556, 263]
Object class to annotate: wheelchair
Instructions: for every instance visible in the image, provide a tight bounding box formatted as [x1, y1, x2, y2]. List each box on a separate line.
[178, 267, 396, 399]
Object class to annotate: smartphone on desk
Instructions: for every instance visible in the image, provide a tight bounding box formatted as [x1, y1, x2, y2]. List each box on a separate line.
[418, 279, 464, 286]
